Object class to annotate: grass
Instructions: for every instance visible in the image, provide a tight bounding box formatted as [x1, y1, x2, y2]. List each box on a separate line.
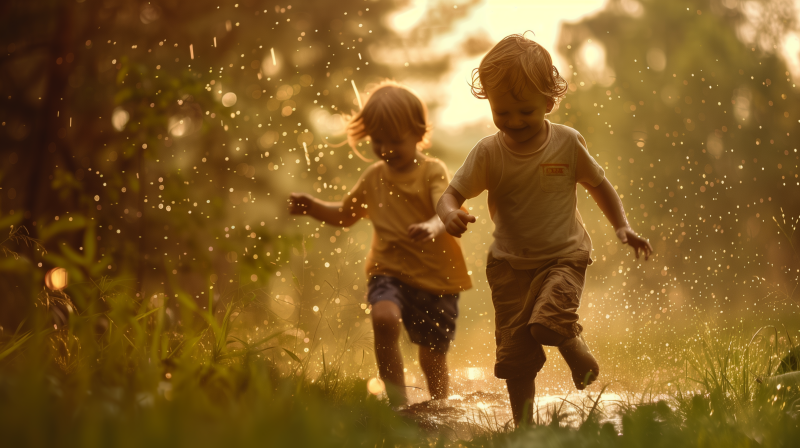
[0, 286, 424, 448]
[1, 281, 799, 447]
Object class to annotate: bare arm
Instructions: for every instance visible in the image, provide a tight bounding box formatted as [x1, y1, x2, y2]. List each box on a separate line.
[288, 192, 366, 227]
[581, 178, 653, 260]
[436, 186, 476, 238]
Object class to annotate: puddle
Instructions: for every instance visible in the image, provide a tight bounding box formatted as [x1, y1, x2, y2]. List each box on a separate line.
[399, 369, 632, 438]
[402, 391, 627, 437]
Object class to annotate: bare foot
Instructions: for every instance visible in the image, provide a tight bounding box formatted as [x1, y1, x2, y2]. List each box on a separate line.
[558, 336, 599, 390]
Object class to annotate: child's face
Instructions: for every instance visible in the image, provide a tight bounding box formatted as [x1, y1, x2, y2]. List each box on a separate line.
[487, 86, 554, 145]
[370, 130, 420, 172]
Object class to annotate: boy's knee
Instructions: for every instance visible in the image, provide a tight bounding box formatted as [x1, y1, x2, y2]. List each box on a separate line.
[371, 303, 402, 337]
[419, 345, 448, 362]
[530, 323, 566, 347]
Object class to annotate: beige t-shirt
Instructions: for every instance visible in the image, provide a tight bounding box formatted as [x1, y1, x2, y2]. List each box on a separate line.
[450, 121, 605, 270]
[345, 155, 472, 294]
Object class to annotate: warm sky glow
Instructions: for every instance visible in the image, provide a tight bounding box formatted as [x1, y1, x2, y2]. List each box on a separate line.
[426, 0, 607, 130]
[388, 0, 800, 132]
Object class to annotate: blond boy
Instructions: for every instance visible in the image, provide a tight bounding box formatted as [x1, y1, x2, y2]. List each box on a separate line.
[437, 34, 652, 424]
[289, 82, 471, 405]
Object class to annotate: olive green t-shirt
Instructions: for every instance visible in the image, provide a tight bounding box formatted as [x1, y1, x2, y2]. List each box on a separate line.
[450, 121, 605, 270]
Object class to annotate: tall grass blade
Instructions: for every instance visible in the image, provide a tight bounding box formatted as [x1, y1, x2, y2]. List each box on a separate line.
[283, 348, 301, 363]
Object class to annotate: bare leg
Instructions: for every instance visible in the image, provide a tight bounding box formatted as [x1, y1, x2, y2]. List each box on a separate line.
[371, 301, 406, 405]
[418, 347, 448, 400]
[557, 336, 599, 389]
[531, 324, 599, 389]
[506, 375, 536, 426]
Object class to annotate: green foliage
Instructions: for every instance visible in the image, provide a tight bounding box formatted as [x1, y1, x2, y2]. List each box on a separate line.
[557, 0, 800, 305]
[0, 0, 454, 328]
[0, 278, 799, 446]
[0, 279, 429, 448]
[2, 0, 800, 446]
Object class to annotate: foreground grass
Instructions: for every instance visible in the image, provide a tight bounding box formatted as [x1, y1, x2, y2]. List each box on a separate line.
[0, 360, 421, 447]
[1, 289, 799, 447]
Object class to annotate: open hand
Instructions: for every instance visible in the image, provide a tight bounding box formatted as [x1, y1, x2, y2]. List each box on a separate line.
[407, 220, 442, 243]
[615, 226, 653, 260]
[288, 193, 315, 215]
[443, 210, 476, 238]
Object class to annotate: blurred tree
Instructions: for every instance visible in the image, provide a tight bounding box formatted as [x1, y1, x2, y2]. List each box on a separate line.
[556, 0, 800, 314]
[0, 0, 479, 332]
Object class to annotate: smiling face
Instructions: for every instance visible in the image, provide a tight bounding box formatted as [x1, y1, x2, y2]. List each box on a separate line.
[487, 86, 554, 148]
[370, 130, 421, 172]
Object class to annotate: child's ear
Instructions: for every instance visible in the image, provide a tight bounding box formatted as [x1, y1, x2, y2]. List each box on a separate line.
[546, 98, 555, 114]
[414, 132, 425, 148]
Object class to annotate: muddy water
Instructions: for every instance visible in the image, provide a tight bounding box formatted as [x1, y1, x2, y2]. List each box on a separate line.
[401, 369, 627, 438]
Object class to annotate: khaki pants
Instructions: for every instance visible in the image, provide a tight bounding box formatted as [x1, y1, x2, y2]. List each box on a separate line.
[485, 250, 590, 379]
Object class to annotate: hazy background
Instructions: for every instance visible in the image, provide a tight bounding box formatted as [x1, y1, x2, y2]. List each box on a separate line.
[2, 0, 799, 398]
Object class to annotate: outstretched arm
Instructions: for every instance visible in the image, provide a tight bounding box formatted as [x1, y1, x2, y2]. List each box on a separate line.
[581, 178, 653, 260]
[436, 186, 476, 238]
[288, 192, 366, 227]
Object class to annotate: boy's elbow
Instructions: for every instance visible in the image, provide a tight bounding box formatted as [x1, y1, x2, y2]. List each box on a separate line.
[437, 191, 456, 207]
[444, 186, 466, 204]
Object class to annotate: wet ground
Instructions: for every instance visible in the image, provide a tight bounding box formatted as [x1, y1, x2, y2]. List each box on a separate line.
[400, 370, 629, 438]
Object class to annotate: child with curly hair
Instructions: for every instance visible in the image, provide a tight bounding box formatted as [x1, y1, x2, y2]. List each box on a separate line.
[437, 34, 652, 424]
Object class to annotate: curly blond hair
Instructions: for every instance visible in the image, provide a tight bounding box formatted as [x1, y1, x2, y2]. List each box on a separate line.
[471, 33, 568, 107]
[344, 80, 432, 161]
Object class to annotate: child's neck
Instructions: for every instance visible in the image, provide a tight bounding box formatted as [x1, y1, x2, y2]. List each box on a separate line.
[385, 150, 425, 174]
[502, 120, 549, 154]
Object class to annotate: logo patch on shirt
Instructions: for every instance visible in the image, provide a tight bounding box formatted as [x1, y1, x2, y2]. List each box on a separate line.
[541, 164, 569, 176]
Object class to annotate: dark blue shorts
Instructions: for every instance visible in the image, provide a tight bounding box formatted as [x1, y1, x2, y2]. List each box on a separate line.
[367, 276, 459, 353]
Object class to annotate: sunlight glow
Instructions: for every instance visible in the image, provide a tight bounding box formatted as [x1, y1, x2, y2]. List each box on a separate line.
[111, 107, 129, 131]
[221, 92, 237, 107]
[386, 0, 426, 34]
[262, 49, 281, 76]
[168, 117, 190, 137]
[580, 40, 605, 68]
[44, 267, 68, 291]
[434, 0, 606, 130]
[781, 31, 800, 78]
[467, 367, 484, 380]
[271, 294, 295, 320]
[310, 109, 345, 136]
[367, 377, 385, 395]
[577, 40, 615, 87]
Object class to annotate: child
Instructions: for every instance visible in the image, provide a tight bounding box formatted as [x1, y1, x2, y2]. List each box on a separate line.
[437, 34, 652, 424]
[289, 81, 472, 405]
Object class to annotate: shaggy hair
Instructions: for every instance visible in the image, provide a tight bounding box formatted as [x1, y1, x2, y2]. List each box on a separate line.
[471, 33, 568, 107]
[345, 80, 432, 160]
